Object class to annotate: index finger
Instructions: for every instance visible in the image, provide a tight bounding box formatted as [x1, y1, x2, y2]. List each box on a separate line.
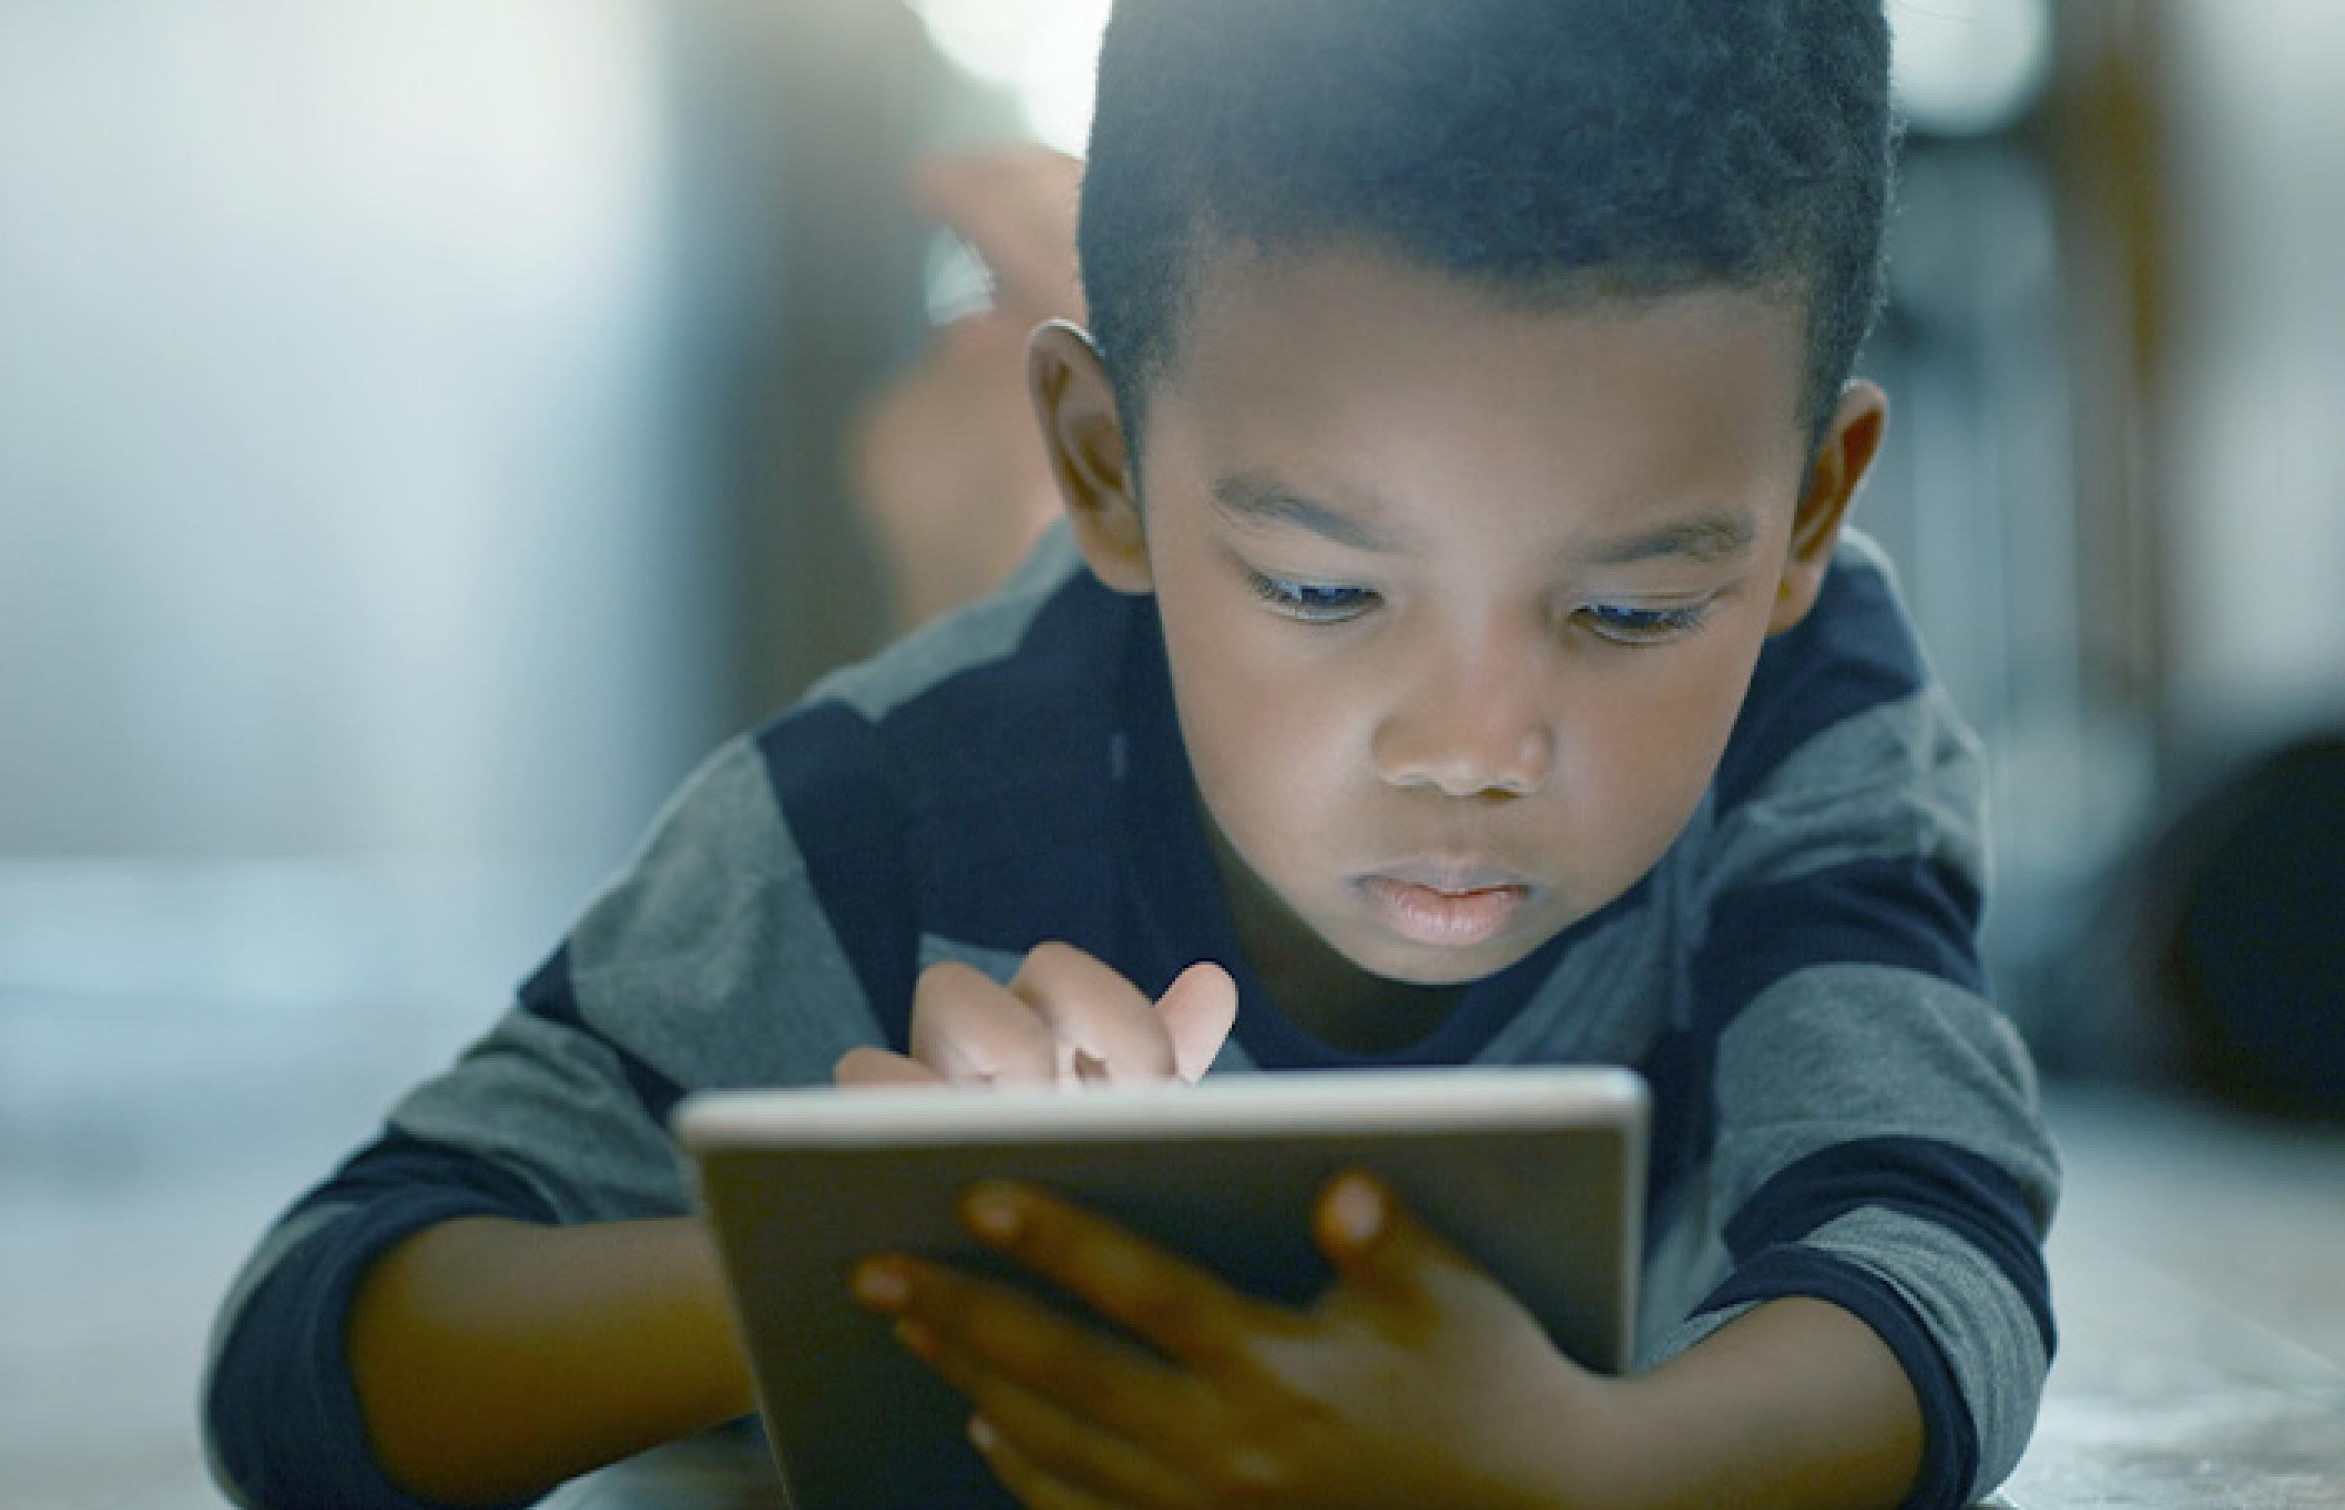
[1008, 943, 1177, 1087]
[911, 960, 1058, 1086]
[958, 1179, 1295, 1377]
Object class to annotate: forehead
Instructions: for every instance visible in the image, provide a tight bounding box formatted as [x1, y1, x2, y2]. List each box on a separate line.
[1145, 242, 1812, 536]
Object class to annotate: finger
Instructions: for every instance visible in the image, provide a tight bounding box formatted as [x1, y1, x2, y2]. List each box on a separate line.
[912, 960, 1058, 1085]
[1311, 1170, 1488, 1321]
[968, 1414, 1145, 1510]
[832, 1047, 945, 1089]
[958, 1180, 1289, 1375]
[1153, 962, 1238, 1083]
[1009, 943, 1177, 1086]
[857, 1253, 1204, 1456]
[897, 1324, 1204, 1510]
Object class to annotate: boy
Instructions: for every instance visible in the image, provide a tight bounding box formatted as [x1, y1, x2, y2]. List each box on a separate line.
[203, 1, 2058, 1507]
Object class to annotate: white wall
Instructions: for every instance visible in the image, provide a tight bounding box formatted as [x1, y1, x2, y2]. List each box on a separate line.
[0, 0, 716, 868]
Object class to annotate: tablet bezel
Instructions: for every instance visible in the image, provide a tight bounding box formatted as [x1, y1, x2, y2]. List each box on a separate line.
[677, 1067, 1647, 1510]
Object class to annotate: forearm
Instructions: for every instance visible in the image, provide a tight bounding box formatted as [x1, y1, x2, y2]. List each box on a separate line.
[1597, 1297, 1924, 1510]
[347, 1213, 756, 1507]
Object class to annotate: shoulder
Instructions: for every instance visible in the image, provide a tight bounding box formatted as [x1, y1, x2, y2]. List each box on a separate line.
[1689, 530, 1991, 1009]
[753, 523, 1121, 826]
[548, 529, 1123, 1075]
[1704, 529, 1986, 895]
[742, 526, 1134, 1034]
[789, 521, 1101, 730]
[1714, 530, 1953, 807]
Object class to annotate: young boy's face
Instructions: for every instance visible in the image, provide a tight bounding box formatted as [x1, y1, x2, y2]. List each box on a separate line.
[1037, 242, 1883, 995]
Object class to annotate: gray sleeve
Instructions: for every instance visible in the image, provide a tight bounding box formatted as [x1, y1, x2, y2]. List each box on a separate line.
[1707, 964, 2060, 1493]
[387, 733, 894, 1222]
[1640, 667, 2061, 1504]
[200, 732, 902, 1508]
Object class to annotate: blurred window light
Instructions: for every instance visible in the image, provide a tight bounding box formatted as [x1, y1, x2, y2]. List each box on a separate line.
[908, 0, 1111, 154]
[1890, 0, 2054, 138]
[910, 0, 2055, 152]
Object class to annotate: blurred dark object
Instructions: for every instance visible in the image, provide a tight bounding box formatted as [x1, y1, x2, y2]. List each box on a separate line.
[2101, 731, 2345, 1120]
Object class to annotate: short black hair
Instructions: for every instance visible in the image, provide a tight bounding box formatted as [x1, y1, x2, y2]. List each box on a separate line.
[1078, 0, 1895, 462]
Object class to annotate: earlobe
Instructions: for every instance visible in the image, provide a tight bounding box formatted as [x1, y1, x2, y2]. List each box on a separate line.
[1768, 380, 1888, 635]
[1027, 320, 1153, 595]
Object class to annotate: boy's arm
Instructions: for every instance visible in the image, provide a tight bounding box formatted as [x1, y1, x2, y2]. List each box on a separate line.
[1642, 957, 2055, 1510]
[1646, 540, 2060, 1507]
[345, 1213, 753, 1507]
[1604, 1295, 1924, 1510]
[203, 736, 903, 1508]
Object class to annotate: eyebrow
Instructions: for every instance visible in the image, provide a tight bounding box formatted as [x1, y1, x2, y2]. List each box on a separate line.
[1579, 511, 1760, 567]
[1210, 469, 1759, 568]
[1210, 473, 1404, 553]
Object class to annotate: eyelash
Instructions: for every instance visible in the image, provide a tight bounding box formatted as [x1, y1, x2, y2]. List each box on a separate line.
[1578, 601, 1716, 646]
[1246, 572, 1376, 622]
[1244, 571, 1714, 647]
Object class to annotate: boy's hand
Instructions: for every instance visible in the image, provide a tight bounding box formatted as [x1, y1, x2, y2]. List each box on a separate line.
[833, 944, 1238, 1090]
[850, 1171, 1622, 1510]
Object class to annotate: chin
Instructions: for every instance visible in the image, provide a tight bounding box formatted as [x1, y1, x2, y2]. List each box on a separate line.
[1345, 932, 1543, 988]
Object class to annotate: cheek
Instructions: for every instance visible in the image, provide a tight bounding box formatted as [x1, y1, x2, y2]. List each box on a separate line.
[1568, 630, 1765, 852]
[1162, 619, 1357, 842]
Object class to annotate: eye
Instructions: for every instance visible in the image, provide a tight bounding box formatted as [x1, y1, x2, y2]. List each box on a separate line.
[1246, 571, 1377, 623]
[1576, 601, 1714, 647]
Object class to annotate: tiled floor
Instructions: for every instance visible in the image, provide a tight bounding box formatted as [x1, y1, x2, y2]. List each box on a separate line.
[5, 863, 2342, 1508]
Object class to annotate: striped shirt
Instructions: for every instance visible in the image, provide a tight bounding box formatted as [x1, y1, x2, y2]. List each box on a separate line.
[203, 525, 2058, 1510]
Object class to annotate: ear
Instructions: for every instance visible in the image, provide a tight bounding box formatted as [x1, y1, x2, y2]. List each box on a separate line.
[1767, 379, 1888, 635]
[1027, 320, 1153, 594]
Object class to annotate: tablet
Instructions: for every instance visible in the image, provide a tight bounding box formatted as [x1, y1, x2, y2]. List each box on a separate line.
[675, 1066, 1647, 1510]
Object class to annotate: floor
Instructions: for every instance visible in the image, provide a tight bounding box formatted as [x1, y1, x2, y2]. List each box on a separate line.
[0, 859, 578, 1510]
[4, 863, 2342, 1509]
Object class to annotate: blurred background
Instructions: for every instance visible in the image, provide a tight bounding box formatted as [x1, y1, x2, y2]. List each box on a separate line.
[2, 2, 2340, 1506]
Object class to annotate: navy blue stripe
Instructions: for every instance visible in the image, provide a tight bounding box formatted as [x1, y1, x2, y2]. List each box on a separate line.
[1725, 1136, 2055, 1358]
[1632, 1022, 1713, 1255]
[755, 700, 921, 1051]
[518, 943, 688, 1129]
[1699, 855, 1985, 1016]
[205, 1133, 555, 1510]
[1697, 1246, 1977, 1510]
[1644, 852, 1982, 1251]
[1714, 550, 1925, 814]
[297, 1125, 561, 1224]
[880, 573, 1126, 963]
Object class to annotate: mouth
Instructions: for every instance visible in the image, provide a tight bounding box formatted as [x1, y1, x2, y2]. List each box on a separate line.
[1355, 861, 1537, 948]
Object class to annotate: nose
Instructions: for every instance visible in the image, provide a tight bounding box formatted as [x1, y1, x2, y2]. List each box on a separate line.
[1370, 622, 1556, 799]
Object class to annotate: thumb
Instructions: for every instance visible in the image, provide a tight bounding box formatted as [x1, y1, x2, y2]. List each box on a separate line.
[1155, 961, 1238, 1082]
[1312, 1170, 1478, 1315]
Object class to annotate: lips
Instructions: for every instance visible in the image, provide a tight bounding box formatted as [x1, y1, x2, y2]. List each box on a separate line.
[1369, 858, 1536, 894]
[1356, 859, 1537, 948]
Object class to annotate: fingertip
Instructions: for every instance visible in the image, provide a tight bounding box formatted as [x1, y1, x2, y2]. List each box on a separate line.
[1174, 960, 1239, 1020]
[1318, 1170, 1386, 1251]
[1161, 961, 1239, 1083]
